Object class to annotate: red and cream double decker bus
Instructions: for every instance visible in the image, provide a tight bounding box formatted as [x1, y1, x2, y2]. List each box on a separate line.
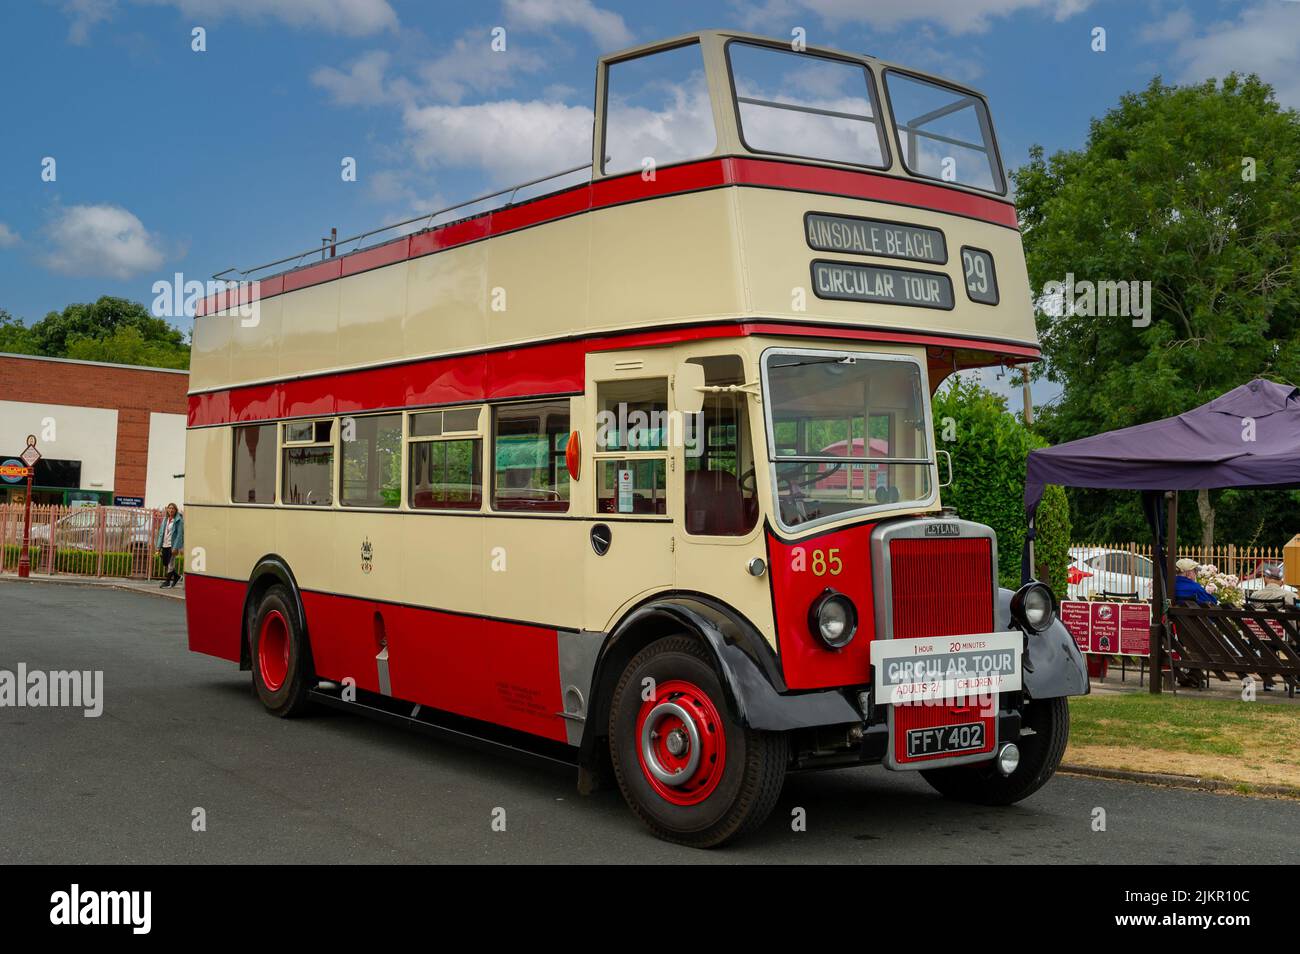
[185, 30, 1087, 847]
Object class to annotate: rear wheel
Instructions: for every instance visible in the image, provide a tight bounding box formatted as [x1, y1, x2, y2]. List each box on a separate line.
[250, 585, 314, 717]
[608, 635, 787, 848]
[920, 696, 1069, 805]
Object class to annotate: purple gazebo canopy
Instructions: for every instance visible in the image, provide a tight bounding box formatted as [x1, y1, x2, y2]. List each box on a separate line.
[1024, 378, 1300, 514]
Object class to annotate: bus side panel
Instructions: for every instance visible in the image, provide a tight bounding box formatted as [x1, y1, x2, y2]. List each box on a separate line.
[301, 590, 387, 695]
[389, 607, 567, 743]
[186, 574, 246, 663]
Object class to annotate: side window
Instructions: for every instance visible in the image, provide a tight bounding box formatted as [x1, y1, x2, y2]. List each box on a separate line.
[684, 356, 758, 535]
[594, 378, 668, 516]
[603, 42, 716, 176]
[492, 401, 570, 513]
[340, 413, 401, 508]
[282, 419, 333, 507]
[409, 407, 483, 511]
[232, 423, 276, 503]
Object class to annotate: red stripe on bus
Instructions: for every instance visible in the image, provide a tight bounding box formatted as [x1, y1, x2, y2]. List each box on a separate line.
[186, 574, 567, 742]
[187, 323, 1037, 427]
[195, 157, 1019, 317]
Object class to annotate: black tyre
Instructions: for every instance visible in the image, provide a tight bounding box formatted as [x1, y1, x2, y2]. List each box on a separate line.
[920, 696, 1069, 805]
[249, 585, 314, 717]
[608, 635, 787, 848]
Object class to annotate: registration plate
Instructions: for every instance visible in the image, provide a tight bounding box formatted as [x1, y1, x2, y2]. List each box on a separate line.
[906, 721, 985, 757]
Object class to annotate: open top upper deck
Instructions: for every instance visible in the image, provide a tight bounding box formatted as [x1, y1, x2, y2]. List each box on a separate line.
[191, 29, 1036, 396]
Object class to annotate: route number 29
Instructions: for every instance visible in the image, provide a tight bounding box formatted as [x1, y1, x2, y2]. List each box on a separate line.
[811, 548, 843, 576]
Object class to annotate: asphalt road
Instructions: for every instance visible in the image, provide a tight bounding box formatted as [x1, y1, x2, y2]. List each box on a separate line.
[3, 579, 1298, 864]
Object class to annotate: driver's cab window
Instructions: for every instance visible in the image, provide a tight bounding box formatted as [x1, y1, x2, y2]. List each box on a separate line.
[684, 356, 758, 536]
[603, 42, 716, 177]
[594, 379, 668, 516]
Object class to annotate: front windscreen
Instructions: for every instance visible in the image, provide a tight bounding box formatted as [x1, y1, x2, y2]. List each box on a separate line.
[763, 350, 933, 530]
[885, 70, 1004, 193]
[728, 42, 888, 168]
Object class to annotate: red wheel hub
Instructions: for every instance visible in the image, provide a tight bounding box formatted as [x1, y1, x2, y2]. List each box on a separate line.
[258, 610, 290, 692]
[635, 679, 726, 806]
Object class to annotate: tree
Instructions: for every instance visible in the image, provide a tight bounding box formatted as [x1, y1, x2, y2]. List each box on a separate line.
[0, 297, 189, 368]
[933, 375, 1072, 595]
[0, 309, 37, 355]
[1015, 74, 1300, 546]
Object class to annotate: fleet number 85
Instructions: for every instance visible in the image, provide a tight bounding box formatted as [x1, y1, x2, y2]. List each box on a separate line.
[811, 548, 843, 576]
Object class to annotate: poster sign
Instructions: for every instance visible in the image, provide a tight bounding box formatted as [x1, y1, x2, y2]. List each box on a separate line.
[617, 468, 633, 514]
[1060, 601, 1091, 651]
[1061, 599, 1152, 654]
[114, 495, 145, 507]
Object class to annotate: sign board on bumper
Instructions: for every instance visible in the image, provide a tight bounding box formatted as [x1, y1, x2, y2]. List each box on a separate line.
[871, 631, 1023, 704]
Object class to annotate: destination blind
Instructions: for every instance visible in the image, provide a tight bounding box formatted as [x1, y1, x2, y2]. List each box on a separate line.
[811, 260, 955, 309]
[805, 212, 946, 264]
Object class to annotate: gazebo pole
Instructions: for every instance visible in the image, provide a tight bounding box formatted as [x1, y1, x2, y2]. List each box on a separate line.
[1151, 490, 1178, 694]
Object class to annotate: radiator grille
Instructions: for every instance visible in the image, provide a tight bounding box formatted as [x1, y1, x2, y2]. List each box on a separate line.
[889, 537, 994, 639]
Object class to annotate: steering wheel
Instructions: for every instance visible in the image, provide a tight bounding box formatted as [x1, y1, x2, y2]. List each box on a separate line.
[740, 461, 845, 493]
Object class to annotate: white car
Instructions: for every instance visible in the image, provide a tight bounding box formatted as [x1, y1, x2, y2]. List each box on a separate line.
[1066, 547, 1154, 601]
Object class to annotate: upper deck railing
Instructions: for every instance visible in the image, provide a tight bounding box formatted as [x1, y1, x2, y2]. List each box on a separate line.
[206, 30, 1009, 291]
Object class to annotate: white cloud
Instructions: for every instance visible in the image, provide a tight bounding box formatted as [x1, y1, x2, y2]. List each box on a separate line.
[42, 204, 166, 279]
[504, 0, 634, 48]
[61, 0, 117, 44]
[416, 33, 549, 104]
[311, 50, 393, 105]
[732, 0, 1090, 35]
[0, 224, 19, 248]
[1147, 1, 1300, 107]
[402, 99, 594, 184]
[134, 0, 398, 36]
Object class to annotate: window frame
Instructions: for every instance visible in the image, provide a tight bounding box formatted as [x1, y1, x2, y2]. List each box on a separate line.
[592, 376, 672, 521]
[599, 39, 717, 178]
[280, 418, 335, 508]
[681, 354, 761, 539]
[489, 398, 573, 515]
[724, 37, 891, 173]
[882, 66, 1007, 196]
[406, 405, 485, 513]
[759, 347, 938, 534]
[230, 422, 278, 506]
[338, 411, 404, 510]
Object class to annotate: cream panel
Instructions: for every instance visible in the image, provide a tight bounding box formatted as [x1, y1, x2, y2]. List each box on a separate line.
[486, 215, 589, 343]
[404, 244, 487, 358]
[734, 188, 1037, 345]
[278, 283, 340, 378]
[185, 505, 229, 579]
[183, 425, 228, 506]
[587, 189, 745, 330]
[189, 312, 232, 392]
[339, 264, 409, 368]
[226, 294, 283, 385]
[399, 514, 485, 614]
[585, 522, 673, 632]
[482, 518, 586, 629]
[330, 511, 406, 604]
[273, 509, 340, 593]
[675, 540, 776, 647]
[223, 507, 277, 580]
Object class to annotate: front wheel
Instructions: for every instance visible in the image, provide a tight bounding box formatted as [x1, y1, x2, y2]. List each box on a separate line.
[920, 696, 1069, 805]
[249, 585, 315, 717]
[608, 635, 787, 848]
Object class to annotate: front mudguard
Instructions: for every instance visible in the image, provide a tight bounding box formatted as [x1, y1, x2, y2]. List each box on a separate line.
[998, 587, 1089, 698]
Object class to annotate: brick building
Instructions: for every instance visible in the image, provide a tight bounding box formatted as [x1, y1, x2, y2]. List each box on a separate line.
[0, 353, 189, 508]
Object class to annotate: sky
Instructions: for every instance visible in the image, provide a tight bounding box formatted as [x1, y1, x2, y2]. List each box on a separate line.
[2, 0, 1299, 410]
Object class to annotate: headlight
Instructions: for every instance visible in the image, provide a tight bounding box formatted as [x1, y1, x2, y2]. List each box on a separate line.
[1011, 581, 1056, 633]
[809, 590, 858, 649]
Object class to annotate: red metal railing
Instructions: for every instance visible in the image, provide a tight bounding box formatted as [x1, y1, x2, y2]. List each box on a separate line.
[0, 504, 171, 579]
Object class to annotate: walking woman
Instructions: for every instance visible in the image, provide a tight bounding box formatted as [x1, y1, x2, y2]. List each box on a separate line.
[156, 503, 185, 588]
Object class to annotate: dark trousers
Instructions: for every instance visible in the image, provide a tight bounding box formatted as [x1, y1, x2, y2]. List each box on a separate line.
[160, 546, 181, 583]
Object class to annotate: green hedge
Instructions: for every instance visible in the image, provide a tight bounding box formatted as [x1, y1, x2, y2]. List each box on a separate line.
[932, 376, 1072, 596]
[2, 545, 181, 578]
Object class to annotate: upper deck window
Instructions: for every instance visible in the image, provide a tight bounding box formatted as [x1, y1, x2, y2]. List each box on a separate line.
[727, 42, 888, 170]
[603, 42, 716, 176]
[884, 70, 1004, 194]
